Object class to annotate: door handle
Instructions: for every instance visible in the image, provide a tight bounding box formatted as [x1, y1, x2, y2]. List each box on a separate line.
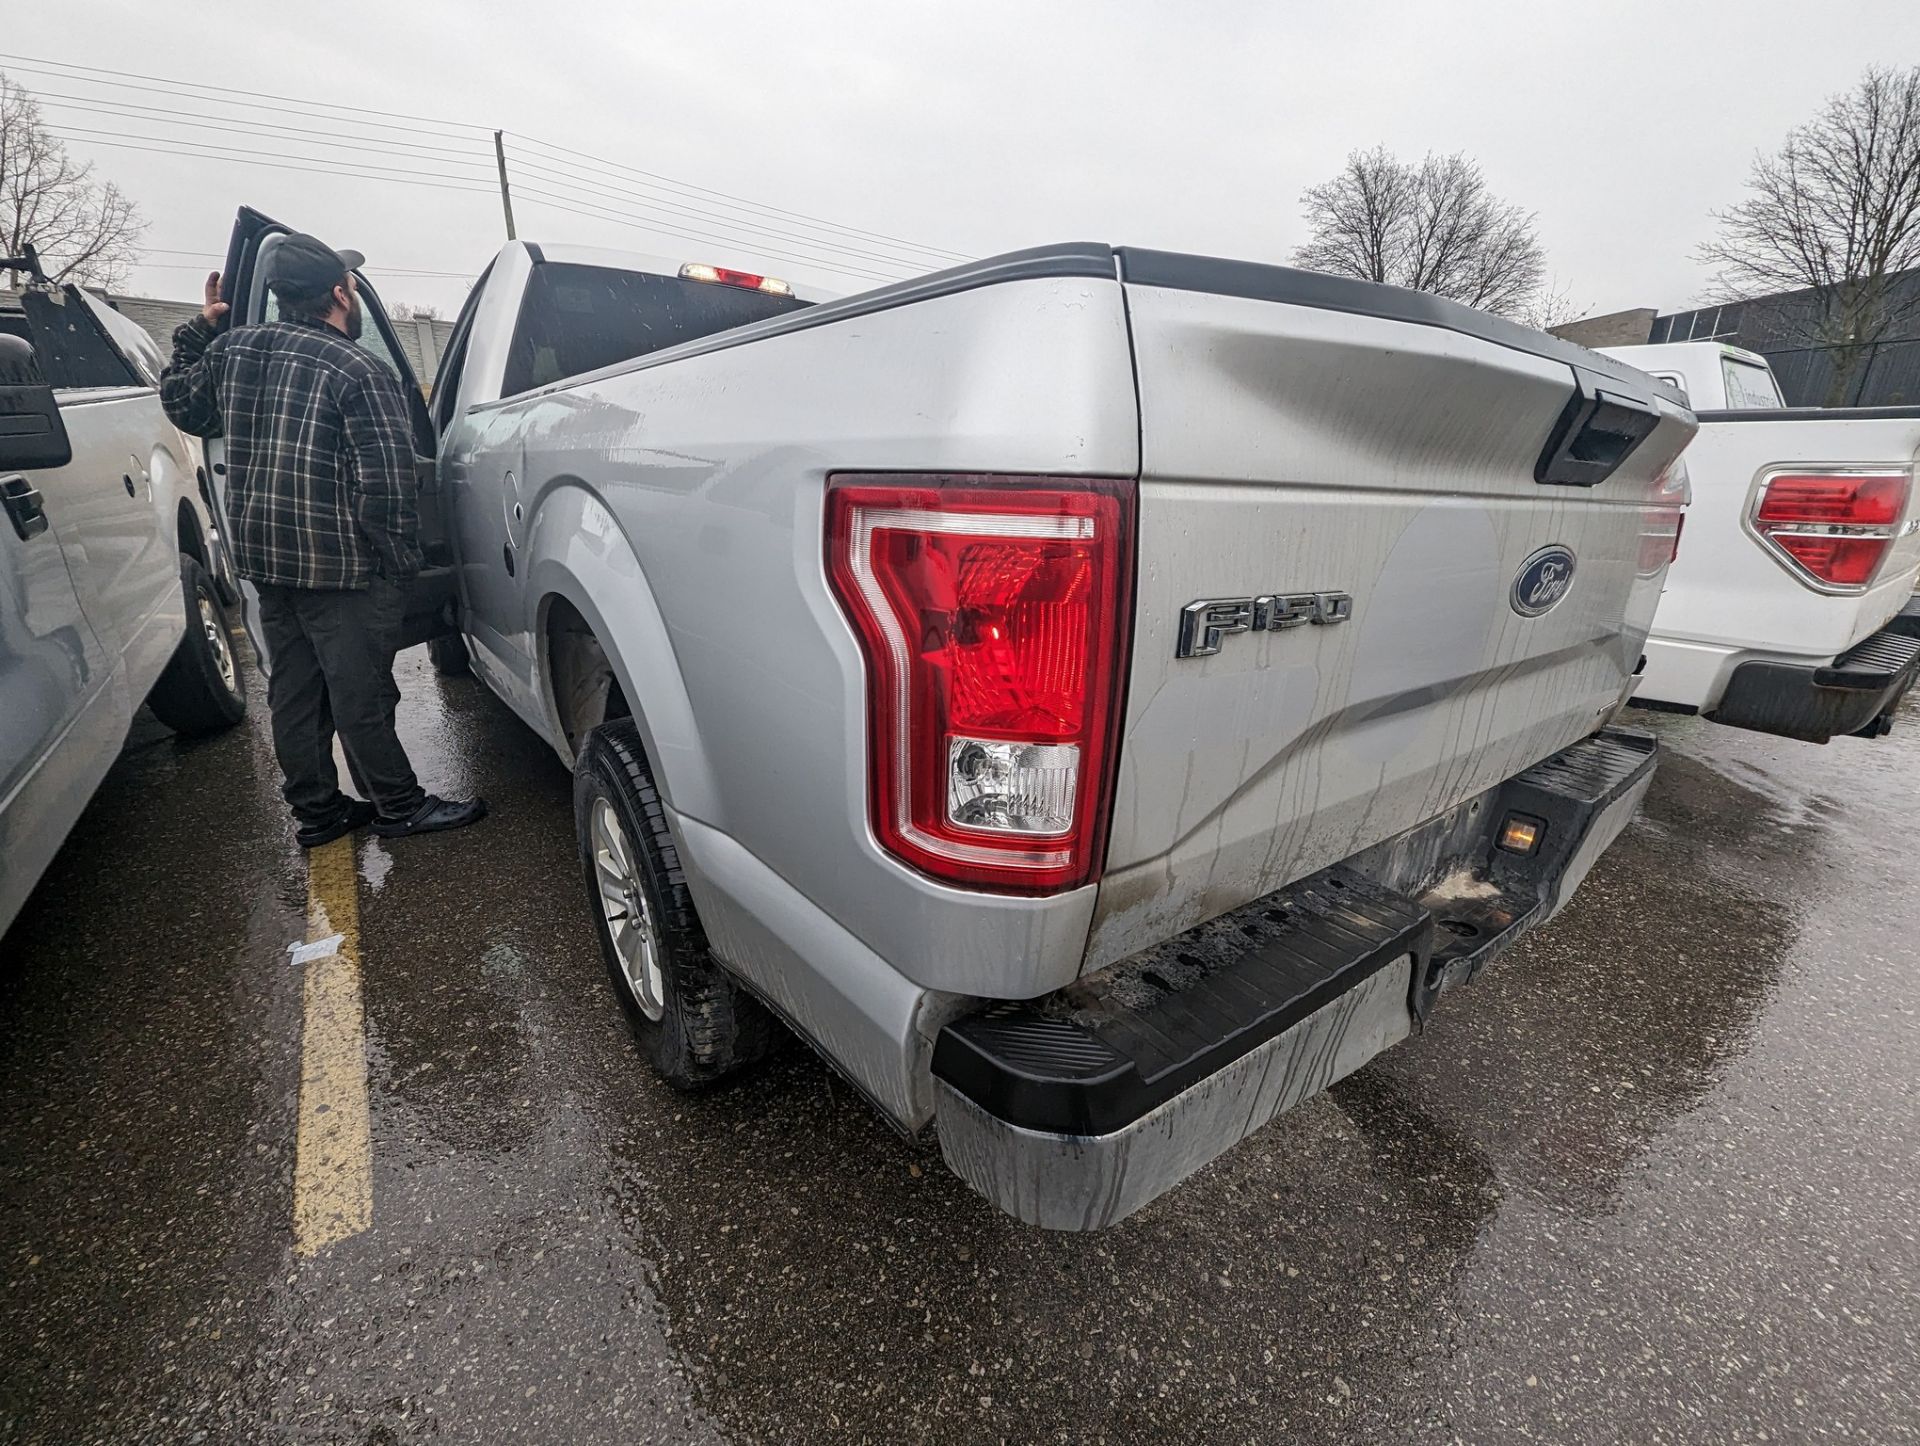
[2, 475, 50, 540]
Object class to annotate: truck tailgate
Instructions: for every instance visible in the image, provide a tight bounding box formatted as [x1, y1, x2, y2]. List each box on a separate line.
[1090, 252, 1695, 967]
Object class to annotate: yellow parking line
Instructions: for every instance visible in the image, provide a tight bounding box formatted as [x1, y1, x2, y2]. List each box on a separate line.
[292, 835, 372, 1256]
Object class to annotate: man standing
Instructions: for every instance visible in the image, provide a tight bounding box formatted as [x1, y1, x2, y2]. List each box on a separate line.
[161, 235, 485, 847]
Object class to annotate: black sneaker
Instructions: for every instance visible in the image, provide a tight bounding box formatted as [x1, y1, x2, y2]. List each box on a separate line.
[295, 798, 377, 849]
[370, 795, 488, 838]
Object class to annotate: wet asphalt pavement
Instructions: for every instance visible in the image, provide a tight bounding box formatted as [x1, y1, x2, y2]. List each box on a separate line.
[2, 647, 1917, 1445]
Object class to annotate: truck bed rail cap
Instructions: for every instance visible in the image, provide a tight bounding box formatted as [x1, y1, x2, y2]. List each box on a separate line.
[473, 243, 1123, 406]
[1116, 247, 1683, 400]
[1694, 405, 1920, 422]
[787, 241, 1118, 317]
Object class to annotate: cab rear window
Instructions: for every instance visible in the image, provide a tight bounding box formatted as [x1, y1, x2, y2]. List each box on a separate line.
[1721, 359, 1784, 409]
[502, 263, 809, 397]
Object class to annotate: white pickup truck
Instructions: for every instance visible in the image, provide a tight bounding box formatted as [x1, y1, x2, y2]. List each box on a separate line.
[1600, 341, 1920, 742]
[1, 262, 248, 940]
[212, 208, 1696, 1227]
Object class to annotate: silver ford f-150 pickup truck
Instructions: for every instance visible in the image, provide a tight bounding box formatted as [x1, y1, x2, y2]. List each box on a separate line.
[211, 208, 1696, 1228]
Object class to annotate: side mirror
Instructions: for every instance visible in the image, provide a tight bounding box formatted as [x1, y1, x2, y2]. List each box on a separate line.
[0, 334, 72, 470]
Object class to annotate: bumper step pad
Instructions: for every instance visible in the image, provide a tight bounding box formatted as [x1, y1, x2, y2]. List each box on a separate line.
[1814, 629, 1920, 689]
[934, 869, 1429, 1137]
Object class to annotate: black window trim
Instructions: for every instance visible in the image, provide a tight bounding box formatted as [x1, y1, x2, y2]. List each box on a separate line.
[431, 259, 495, 433]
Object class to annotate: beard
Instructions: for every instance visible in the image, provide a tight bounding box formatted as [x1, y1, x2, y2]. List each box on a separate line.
[344, 290, 365, 341]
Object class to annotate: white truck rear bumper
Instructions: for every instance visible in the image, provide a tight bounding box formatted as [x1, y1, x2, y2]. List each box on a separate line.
[1634, 601, 1920, 742]
[1634, 634, 1756, 713]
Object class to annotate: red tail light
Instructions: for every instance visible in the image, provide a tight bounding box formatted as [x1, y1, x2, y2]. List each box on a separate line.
[826, 476, 1134, 893]
[1751, 470, 1911, 589]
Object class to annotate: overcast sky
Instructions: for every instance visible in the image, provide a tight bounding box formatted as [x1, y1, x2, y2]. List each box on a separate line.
[14, 0, 1919, 321]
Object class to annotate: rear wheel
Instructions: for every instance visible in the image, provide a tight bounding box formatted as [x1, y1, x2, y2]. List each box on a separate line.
[146, 554, 247, 736]
[573, 717, 773, 1087]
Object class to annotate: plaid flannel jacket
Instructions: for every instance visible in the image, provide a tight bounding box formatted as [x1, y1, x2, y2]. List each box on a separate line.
[160, 314, 422, 590]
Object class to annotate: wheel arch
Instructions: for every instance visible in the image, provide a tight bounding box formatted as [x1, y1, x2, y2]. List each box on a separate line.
[176, 496, 209, 569]
[523, 483, 721, 825]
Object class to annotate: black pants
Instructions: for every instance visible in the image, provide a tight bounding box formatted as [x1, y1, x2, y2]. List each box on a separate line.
[255, 576, 427, 827]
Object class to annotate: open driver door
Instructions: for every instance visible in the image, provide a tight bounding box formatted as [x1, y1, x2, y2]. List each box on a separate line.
[206, 206, 460, 668]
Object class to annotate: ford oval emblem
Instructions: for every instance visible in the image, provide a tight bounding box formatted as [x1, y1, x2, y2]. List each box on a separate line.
[1511, 545, 1576, 617]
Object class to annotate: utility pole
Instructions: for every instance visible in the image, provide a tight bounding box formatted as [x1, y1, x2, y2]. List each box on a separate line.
[493, 130, 517, 241]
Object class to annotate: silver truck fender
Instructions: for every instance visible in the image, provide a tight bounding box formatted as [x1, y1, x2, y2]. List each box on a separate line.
[521, 483, 721, 826]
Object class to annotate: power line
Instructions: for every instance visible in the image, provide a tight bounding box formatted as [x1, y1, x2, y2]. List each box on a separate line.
[63, 127, 917, 284]
[132, 260, 478, 283]
[42, 132, 500, 197]
[509, 187, 911, 284]
[0, 58, 483, 144]
[43, 97, 942, 271]
[12, 55, 967, 283]
[32, 93, 496, 160]
[143, 249, 478, 279]
[48, 118, 926, 279]
[57, 128, 914, 283]
[48, 104, 935, 275]
[46, 125, 495, 186]
[9, 55, 966, 264]
[507, 131, 971, 263]
[43, 109, 500, 173]
[504, 155, 941, 271]
[55, 131, 903, 285]
[0, 51, 483, 137]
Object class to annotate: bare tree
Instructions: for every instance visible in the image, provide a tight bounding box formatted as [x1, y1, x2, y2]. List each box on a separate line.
[0, 74, 145, 288]
[1293, 147, 1547, 316]
[1515, 277, 1589, 335]
[1700, 66, 1920, 405]
[389, 302, 442, 321]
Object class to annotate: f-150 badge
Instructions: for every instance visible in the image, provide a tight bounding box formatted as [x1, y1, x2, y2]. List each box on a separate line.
[1510, 545, 1576, 618]
[1176, 592, 1353, 658]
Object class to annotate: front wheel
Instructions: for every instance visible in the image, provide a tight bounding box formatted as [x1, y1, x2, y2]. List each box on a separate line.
[145, 554, 247, 736]
[573, 717, 773, 1088]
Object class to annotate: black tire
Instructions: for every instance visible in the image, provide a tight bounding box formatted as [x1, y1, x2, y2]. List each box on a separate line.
[574, 717, 773, 1088]
[146, 554, 247, 736]
[427, 633, 471, 676]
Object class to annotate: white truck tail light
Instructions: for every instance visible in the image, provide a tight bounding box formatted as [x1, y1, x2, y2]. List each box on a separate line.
[1639, 458, 1690, 575]
[826, 476, 1134, 893]
[678, 262, 793, 296]
[1750, 469, 1911, 590]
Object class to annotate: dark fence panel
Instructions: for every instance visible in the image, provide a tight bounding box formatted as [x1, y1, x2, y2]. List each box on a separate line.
[1758, 340, 1920, 407]
[1652, 271, 1920, 407]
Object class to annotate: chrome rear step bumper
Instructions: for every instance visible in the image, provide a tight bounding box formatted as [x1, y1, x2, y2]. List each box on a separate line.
[933, 728, 1658, 1230]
